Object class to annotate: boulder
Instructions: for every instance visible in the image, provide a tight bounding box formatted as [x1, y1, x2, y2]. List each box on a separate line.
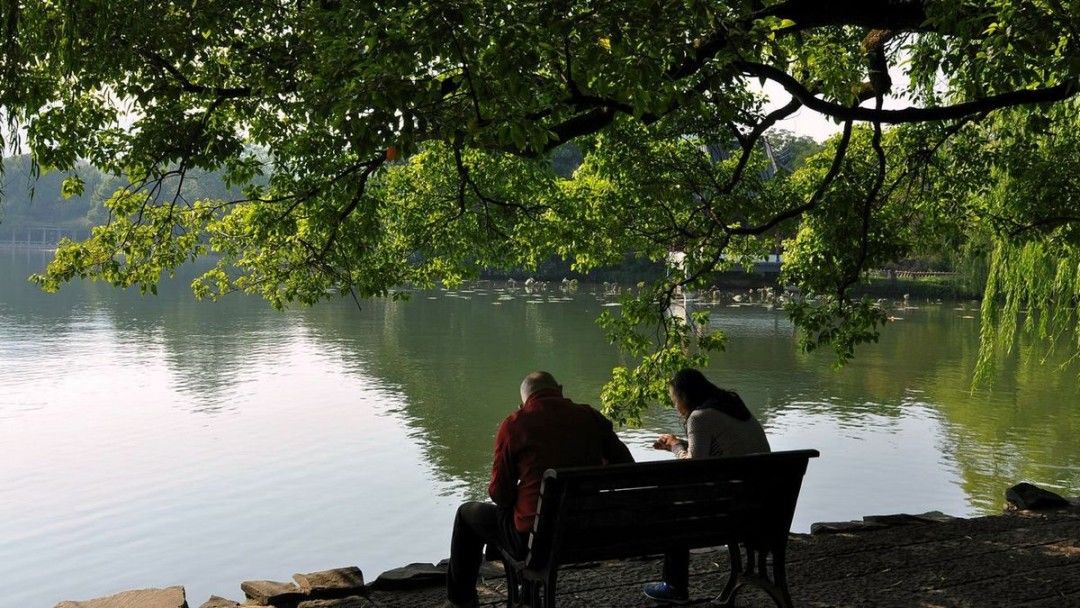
[56, 586, 187, 608]
[368, 562, 446, 590]
[240, 580, 306, 607]
[292, 567, 365, 598]
[297, 598, 371, 608]
[812, 510, 961, 535]
[198, 597, 239, 608]
[910, 510, 960, 523]
[1006, 482, 1070, 511]
[809, 520, 888, 535]
[863, 512, 957, 526]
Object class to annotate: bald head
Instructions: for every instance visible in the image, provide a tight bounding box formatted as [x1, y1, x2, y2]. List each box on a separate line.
[520, 371, 561, 403]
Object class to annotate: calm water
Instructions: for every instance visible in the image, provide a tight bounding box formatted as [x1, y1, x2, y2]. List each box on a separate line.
[1, 249, 1078, 607]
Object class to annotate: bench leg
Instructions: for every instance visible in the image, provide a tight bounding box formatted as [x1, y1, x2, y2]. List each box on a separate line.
[753, 544, 794, 608]
[529, 570, 557, 608]
[515, 580, 542, 607]
[523, 580, 537, 607]
[542, 570, 558, 608]
[768, 545, 794, 608]
[717, 543, 795, 608]
[504, 562, 520, 608]
[716, 543, 743, 607]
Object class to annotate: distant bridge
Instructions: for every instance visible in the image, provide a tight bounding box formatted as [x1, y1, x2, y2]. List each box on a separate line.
[668, 251, 783, 276]
[1, 224, 81, 248]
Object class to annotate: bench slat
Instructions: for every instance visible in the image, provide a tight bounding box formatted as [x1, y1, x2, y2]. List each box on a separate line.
[566, 497, 741, 522]
[524, 450, 818, 572]
[565, 481, 747, 510]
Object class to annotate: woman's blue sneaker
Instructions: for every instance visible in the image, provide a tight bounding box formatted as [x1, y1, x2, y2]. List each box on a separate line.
[642, 581, 689, 604]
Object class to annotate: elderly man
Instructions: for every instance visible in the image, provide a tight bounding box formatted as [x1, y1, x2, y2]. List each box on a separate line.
[444, 371, 634, 608]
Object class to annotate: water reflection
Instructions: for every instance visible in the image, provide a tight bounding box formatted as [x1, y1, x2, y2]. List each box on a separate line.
[4, 251, 1077, 510]
[227, 278, 1080, 513]
[1, 250, 1077, 606]
[4, 251, 1077, 511]
[296, 287, 626, 496]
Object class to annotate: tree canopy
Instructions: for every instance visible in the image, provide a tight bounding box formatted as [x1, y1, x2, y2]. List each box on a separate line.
[1, 0, 1077, 421]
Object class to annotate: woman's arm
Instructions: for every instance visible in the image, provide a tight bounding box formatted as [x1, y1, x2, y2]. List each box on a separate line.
[653, 433, 688, 456]
[671, 439, 691, 459]
[677, 412, 713, 459]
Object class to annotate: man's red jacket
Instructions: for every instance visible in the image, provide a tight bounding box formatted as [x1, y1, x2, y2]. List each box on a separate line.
[488, 388, 634, 533]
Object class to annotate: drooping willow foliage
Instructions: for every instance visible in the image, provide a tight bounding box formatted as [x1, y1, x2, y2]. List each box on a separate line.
[979, 242, 1080, 383]
[958, 102, 1080, 385]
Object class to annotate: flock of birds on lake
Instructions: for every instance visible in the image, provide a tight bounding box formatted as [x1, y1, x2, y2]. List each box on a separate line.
[425, 279, 980, 319]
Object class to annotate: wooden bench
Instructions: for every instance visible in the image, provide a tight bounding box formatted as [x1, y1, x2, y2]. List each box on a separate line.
[498, 449, 819, 608]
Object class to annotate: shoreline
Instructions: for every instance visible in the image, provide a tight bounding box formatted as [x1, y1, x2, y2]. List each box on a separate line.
[1, 246, 981, 302]
[56, 486, 1079, 608]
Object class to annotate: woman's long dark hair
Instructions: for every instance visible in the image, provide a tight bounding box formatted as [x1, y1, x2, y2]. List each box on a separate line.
[669, 368, 752, 421]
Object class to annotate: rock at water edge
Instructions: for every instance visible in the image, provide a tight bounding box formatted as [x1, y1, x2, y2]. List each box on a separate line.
[809, 520, 888, 535]
[297, 598, 371, 608]
[910, 510, 960, 523]
[198, 597, 240, 608]
[56, 586, 187, 608]
[240, 580, 306, 607]
[369, 562, 447, 590]
[292, 567, 365, 597]
[863, 512, 954, 527]
[1006, 482, 1069, 511]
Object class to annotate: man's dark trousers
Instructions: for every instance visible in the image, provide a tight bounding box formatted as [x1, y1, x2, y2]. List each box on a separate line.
[662, 549, 690, 591]
[446, 501, 529, 605]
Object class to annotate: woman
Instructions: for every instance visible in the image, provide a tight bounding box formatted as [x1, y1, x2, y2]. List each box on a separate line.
[643, 368, 771, 604]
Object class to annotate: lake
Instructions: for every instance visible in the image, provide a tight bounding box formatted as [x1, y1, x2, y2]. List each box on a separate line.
[1, 249, 1077, 607]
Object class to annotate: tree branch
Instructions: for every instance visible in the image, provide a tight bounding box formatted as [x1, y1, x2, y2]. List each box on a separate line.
[736, 60, 1079, 124]
[136, 49, 252, 98]
[729, 117, 855, 236]
[840, 96, 887, 298]
[723, 97, 802, 193]
[858, 29, 897, 100]
[544, 106, 618, 150]
[314, 157, 384, 259]
[1008, 215, 1080, 237]
[879, 111, 987, 203]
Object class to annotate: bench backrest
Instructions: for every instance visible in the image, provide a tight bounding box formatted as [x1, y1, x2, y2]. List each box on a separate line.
[524, 449, 819, 570]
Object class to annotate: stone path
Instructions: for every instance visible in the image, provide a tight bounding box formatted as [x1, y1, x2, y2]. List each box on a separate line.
[369, 508, 1080, 608]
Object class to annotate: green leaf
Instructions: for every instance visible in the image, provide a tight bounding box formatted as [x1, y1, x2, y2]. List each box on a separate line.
[61, 176, 85, 199]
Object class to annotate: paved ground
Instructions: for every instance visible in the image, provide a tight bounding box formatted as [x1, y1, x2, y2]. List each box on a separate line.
[367, 508, 1080, 608]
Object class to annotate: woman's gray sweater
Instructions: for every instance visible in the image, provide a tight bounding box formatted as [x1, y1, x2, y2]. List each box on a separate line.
[672, 407, 771, 459]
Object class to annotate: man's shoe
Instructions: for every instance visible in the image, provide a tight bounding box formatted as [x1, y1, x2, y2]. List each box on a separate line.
[643, 581, 689, 604]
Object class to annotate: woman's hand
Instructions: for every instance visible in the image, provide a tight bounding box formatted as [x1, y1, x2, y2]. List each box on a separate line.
[652, 433, 683, 451]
